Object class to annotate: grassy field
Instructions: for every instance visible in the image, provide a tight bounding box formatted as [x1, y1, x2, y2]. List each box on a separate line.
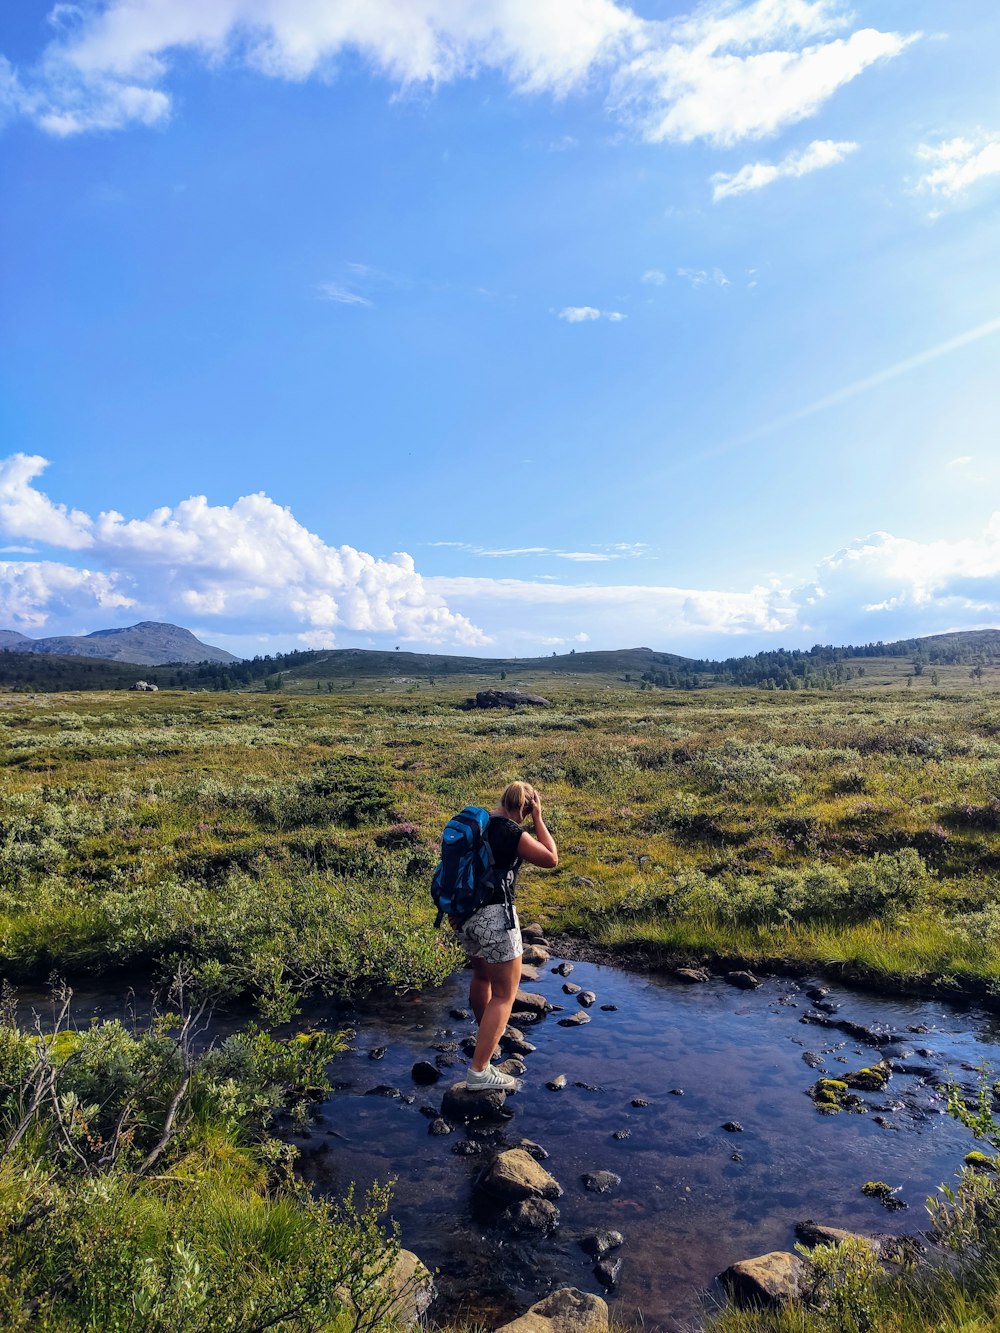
[1, 666, 998, 1008]
[2, 670, 1000, 1330]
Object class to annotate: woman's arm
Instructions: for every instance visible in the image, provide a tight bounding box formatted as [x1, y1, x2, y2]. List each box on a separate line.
[517, 793, 558, 868]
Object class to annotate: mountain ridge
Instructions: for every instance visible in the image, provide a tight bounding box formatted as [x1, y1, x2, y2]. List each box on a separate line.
[0, 621, 237, 666]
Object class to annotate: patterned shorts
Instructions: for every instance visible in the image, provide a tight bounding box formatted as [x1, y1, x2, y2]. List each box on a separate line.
[457, 903, 523, 964]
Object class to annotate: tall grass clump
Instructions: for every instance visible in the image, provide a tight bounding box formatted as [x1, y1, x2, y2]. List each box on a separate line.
[0, 986, 411, 1332]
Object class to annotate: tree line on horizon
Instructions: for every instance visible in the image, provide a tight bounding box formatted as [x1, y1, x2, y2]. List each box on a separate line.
[1, 629, 998, 694]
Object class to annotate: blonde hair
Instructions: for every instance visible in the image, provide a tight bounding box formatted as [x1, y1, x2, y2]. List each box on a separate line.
[501, 781, 535, 821]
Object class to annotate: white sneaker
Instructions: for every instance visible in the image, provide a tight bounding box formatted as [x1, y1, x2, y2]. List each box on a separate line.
[466, 1064, 518, 1093]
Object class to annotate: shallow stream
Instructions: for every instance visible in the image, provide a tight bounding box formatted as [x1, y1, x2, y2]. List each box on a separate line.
[23, 957, 1000, 1331]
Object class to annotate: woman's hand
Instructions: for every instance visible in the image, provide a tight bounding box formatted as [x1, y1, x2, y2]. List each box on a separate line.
[529, 791, 542, 822]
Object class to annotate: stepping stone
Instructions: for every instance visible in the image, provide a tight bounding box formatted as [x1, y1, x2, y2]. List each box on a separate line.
[478, 1149, 563, 1202]
[441, 1081, 508, 1121]
[558, 1012, 590, 1027]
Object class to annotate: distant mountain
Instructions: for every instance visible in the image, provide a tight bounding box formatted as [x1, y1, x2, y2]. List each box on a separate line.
[0, 630, 33, 650]
[0, 621, 238, 666]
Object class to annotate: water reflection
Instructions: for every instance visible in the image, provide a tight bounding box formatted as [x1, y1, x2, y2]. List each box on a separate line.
[295, 959, 1000, 1331]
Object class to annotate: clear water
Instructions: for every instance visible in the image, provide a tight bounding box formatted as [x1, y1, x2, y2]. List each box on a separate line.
[290, 958, 1000, 1331]
[21, 962, 1000, 1331]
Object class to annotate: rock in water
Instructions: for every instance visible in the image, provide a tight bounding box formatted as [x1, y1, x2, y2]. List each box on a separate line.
[553, 962, 574, 976]
[411, 1061, 441, 1085]
[675, 967, 709, 984]
[512, 990, 553, 1015]
[478, 1149, 563, 1202]
[558, 1012, 590, 1027]
[580, 1231, 624, 1260]
[496, 1287, 609, 1333]
[515, 1138, 549, 1160]
[441, 1081, 508, 1121]
[719, 1252, 808, 1308]
[578, 991, 597, 1007]
[496, 1057, 527, 1077]
[547, 1074, 567, 1091]
[428, 1118, 454, 1136]
[594, 1256, 622, 1289]
[522, 943, 550, 965]
[500, 1027, 536, 1056]
[562, 982, 582, 995]
[501, 1197, 560, 1235]
[582, 1170, 621, 1194]
[726, 971, 762, 990]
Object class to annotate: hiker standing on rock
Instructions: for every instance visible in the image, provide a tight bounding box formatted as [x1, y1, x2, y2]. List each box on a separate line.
[434, 782, 558, 1092]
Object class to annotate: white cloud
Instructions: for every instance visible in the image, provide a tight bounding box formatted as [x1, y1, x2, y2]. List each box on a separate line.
[948, 455, 973, 468]
[557, 306, 625, 322]
[0, 454, 487, 646]
[317, 282, 372, 307]
[711, 137, 858, 200]
[426, 514, 1000, 653]
[558, 306, 601, 322]
[678, 266, 730, 288]
[0, 560, 134, 630]
[790, 520, 1000, 638]
[0, 454, 93, 550]
[3, 0, 913, 148]
[917, 133, 1000, 201]
[614, 1, 916, 147]
[641, 269, 667, 285]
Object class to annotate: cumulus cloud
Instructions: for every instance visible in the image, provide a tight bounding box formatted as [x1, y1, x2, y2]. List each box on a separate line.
[0, 454, 487, 646]
[426, 514, 1000, 653]
[2, 0, 913, 148]
[711, 137, 857, 200]
[641, 269, 667, 285]
[789, 521, 1000, 640]
[0, 560, 134, 630]
[917, 133, 1000, 202]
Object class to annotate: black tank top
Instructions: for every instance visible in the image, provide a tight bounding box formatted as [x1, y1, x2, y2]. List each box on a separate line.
[484, 815, 523, 907]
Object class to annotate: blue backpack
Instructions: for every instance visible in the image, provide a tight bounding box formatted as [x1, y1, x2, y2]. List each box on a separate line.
[431, 806, 497, 927]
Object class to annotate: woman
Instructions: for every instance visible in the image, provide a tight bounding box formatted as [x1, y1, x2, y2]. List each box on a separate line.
[458, 781, 558, 1092]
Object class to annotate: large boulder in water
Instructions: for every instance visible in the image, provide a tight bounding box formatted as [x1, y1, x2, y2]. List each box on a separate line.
[468, 689, 551, 709]
[719, 1251, 808, 1307]
[478, 1148, 563, 1202]
[496, 1287, 608, 1332]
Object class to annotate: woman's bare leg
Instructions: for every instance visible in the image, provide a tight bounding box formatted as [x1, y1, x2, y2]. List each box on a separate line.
[468, 956, 492, 1025]
[470, 955, 522, 1073]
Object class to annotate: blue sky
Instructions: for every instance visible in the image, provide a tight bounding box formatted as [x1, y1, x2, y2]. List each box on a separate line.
[1, 0, 999, 659]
